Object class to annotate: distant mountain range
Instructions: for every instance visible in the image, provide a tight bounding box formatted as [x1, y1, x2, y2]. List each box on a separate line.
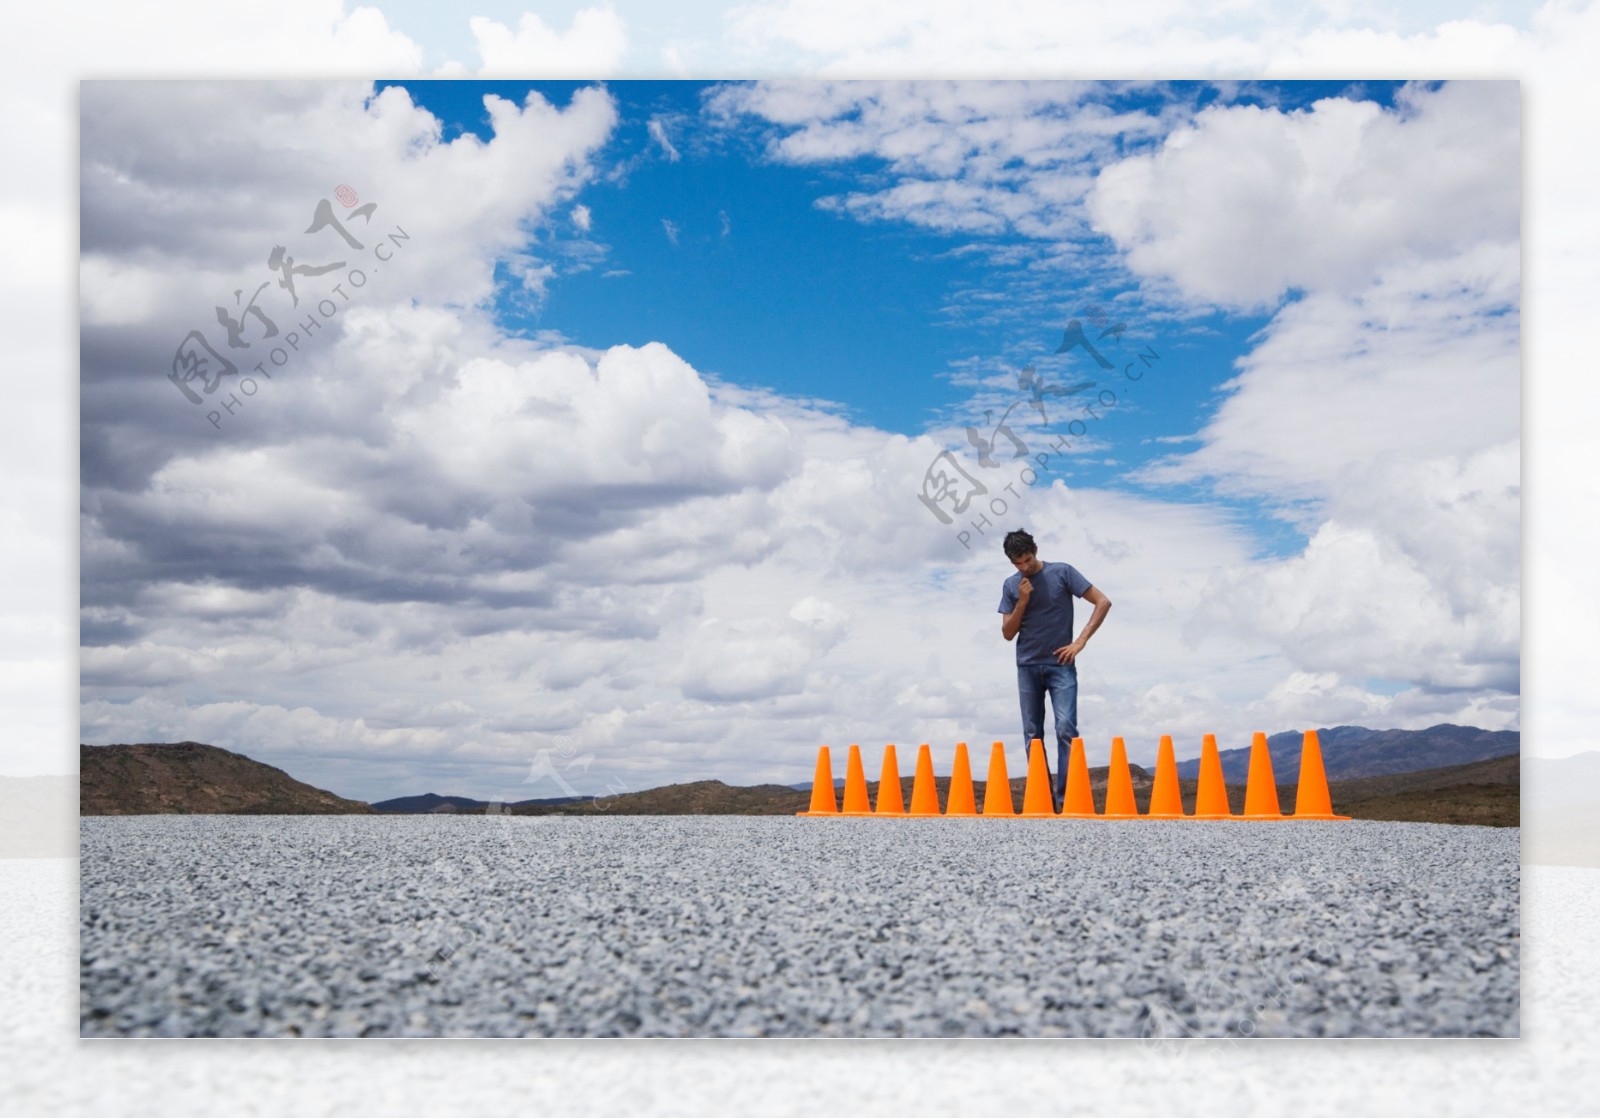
[364, 759, 1523, 826]
[74, 728, 1539, 829]
[375, 783, 813, 816]
[1171, 724, 1519, 783]
[370, 792, 588, 814]
[520, 780, 813, 816]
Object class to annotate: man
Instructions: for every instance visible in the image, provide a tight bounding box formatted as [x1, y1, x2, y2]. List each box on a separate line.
[997, 529, 1112, 812]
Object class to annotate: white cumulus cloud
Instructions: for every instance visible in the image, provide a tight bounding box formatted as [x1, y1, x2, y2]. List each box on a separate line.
[1087, 81, 1520, 310]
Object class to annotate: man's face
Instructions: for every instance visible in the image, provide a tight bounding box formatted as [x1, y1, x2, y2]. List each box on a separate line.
[1010, 552, 1044, 577]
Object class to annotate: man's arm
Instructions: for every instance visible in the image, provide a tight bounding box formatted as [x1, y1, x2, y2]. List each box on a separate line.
[1001, 579, 1032, 641]
[1053, 585, 1112, 665]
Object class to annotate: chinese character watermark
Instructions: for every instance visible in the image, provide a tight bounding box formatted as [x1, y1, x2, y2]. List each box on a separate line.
[917, 302, 1163, 548]
[165, 184, 412, 430]
[518, 734, 631, 809]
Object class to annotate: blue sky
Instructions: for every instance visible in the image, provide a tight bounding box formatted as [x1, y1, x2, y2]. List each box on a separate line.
[382, 79, 1404, 563]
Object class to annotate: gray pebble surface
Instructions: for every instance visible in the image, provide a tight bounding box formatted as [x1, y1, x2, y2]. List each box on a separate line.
[79, 816, 1519, 1038]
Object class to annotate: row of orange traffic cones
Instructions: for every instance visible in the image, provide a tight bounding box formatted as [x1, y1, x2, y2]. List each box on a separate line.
[797, 731, 1349, 819]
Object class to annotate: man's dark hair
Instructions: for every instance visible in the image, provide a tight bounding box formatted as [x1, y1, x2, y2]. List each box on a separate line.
[1003, 530, 1036, 561]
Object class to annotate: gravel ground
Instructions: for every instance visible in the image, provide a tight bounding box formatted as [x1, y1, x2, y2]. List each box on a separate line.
[79, 816, 1519, 1038]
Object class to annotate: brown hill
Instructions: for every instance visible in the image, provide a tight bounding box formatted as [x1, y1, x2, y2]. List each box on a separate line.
[80, 741, 372, 815]
[1321, 754, 1518, 827]
[517, 780, 809, 816]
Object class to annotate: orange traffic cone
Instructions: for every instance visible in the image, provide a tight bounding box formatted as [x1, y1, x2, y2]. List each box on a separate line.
[1103, 736, 1138, 818]
[909, 744, 941, 816]
[840, 744, 872, 815]
[1146, 734, 1184, 818]
[796, 745, 838, 816]
[981, 741, 1014, 816]
[1020, 738, 1055, 817]
[876, 744, 905, 815]
[1292, 729, 1350, 820]
[1242, 732, 1283, 818]
[945, 742, 978, 816]
[1193, 733, 1232, 819]
[1060, 736, 1097, 817]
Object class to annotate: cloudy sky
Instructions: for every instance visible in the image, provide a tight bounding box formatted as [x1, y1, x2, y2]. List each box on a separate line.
[72, 68, 1525, 803]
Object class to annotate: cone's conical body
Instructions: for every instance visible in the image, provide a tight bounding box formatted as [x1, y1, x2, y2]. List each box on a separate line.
[876, 744, 905, 815]
[1021, 738, 1055, 817]
[1292, 729, 1349, 819]
[981, 741, 1014, 816]
[1060, 737, 1097, 817]
[1103, 736, 1138, 818]
[797, 745, 838, 816]
[945, 742, 978, 816]
[1193, 734, 1232, 818]
[909, 744, 941, 816]
[1146, 735, 1184, 817]
[1242, 731, 1282, 818]
[840, 744, 872, 815]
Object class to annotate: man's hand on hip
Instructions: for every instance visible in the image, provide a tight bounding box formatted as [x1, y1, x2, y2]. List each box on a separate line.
[1054, 641, 1084, 665]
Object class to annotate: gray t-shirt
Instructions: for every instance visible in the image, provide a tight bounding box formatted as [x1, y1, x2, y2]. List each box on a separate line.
[998, 561, 1093, 666]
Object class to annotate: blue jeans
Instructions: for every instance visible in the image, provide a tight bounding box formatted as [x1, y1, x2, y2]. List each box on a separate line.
[1018, 661, 1079, 811]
